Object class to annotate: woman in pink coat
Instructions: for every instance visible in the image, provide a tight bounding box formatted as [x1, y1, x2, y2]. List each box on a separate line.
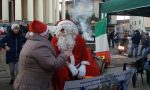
[14, 20, 71, 90]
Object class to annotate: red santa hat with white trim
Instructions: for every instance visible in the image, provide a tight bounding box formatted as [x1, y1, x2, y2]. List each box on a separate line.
[29, 20, 49, 36]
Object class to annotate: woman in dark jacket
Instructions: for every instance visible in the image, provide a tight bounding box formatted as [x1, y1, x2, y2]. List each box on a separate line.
[0, 24, 26, 85]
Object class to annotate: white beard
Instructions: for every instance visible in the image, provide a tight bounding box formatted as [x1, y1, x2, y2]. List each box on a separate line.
[57, 34, 75, 52]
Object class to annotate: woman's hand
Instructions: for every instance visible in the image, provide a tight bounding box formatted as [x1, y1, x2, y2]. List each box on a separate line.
[5, 46, 10, 51]
[64, 48, 72, 57]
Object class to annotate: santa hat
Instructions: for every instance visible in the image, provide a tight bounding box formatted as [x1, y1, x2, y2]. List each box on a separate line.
[29, 20, 49, 36]
[55, 20, 79, 37]
[11, 24, 20, 30]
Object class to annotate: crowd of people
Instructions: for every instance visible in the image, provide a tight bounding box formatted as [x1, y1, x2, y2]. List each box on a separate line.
[107, 29, 150, 59]
[1, 19, 150, 90]
[0, 20, 101, 90]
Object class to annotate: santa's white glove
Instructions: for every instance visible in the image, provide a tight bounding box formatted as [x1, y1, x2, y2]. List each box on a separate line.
[81, 61, 90, 65]
[70, 55, 75, 65]
[67, 63, 78, 76]
[77, 65, 86, 78]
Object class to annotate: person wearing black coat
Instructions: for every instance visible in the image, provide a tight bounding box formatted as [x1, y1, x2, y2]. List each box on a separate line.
[0, 24, 26, 85]
[130, 30, 141, 58]
[108, 30, 115, 47]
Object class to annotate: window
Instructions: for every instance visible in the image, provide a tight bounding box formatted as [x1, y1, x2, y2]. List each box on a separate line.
[139, 20, 141, 25]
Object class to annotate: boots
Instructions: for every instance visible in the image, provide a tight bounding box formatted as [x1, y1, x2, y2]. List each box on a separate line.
[9, 78, 14, 85]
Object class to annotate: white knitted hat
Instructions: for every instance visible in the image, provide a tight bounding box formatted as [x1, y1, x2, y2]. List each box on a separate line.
[11, 24, 20, 30]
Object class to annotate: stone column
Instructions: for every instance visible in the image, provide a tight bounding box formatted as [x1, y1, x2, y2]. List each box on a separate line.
[62, 0, 66, 20]
[2, 0, 9, 21]
[27, 0, 34, 21]
[56, 0, 60, 22]
[15, 0, 22, 20]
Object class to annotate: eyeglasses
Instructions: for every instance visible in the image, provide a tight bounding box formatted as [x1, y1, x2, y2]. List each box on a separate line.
[60, 29, 65, 33]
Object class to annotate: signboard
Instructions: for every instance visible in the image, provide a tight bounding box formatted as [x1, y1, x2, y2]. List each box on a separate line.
[64, 70, 134, 90]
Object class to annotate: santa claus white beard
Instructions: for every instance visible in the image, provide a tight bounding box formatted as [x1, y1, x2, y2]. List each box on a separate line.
[57, 34, 75, 52]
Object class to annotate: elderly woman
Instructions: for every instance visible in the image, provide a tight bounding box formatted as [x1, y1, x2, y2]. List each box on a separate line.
[14, 20, 71, 90]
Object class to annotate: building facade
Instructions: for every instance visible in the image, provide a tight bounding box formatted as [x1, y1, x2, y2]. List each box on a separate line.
[129, 16, 150, 32]
[0, 0, 67, 24]
[0, 0, 101, 24]
[116, 19, 130, 34]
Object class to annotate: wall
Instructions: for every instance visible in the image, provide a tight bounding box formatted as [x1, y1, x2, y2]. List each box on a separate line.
[22, 0, 27, 20]
[111, 15, 117, 24]
[43, 0, 47, 23]
[34, 0, 38, 19]
[143, 17, 150, 32]
[144, 17, 150, 28]
[66, 2, 73, 18]
[66, 0, 100, 19]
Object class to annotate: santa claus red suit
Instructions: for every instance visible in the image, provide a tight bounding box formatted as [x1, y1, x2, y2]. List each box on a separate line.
[51, 20, 100, 90]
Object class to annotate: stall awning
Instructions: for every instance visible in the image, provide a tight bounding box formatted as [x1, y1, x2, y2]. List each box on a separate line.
[101, 0, 150, 17]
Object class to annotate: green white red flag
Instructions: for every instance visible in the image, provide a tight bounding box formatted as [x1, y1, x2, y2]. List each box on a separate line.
[95, 17, 111, 65]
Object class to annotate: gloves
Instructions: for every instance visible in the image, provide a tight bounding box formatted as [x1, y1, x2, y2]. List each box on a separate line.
[70, 55, 75, 65]
[77, 65, 86, 79]
[81, 61, 90, 65]
[77, 61, 90, 78]
[67, 60, 89, 78]
[67, 63, 78, 76]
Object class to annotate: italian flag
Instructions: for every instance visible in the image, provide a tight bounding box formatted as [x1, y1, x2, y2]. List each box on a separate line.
[95, 17, 111, 66]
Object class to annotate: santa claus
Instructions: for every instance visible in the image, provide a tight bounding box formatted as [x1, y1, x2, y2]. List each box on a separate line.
[51, 20, 100, 90]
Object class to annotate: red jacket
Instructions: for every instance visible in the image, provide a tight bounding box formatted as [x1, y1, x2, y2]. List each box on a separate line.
[51, 35, 100, 90]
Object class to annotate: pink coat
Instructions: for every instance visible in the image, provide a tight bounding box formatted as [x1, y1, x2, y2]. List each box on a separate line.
[14, 33, 67, 90]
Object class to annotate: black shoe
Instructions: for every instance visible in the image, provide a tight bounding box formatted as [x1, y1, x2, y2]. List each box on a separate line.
[128, 54, 132, 57]
[9, 79, 14, 85]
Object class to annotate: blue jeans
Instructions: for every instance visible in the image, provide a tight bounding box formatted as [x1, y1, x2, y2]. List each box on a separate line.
[8, 62, 18, 80]
[142, 47, 150, 58]
[130, 44, 139, 58]
[139, 45, 149, 56]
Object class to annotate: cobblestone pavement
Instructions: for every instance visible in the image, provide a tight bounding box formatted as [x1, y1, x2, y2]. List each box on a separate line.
[0, 50, 14, 90]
